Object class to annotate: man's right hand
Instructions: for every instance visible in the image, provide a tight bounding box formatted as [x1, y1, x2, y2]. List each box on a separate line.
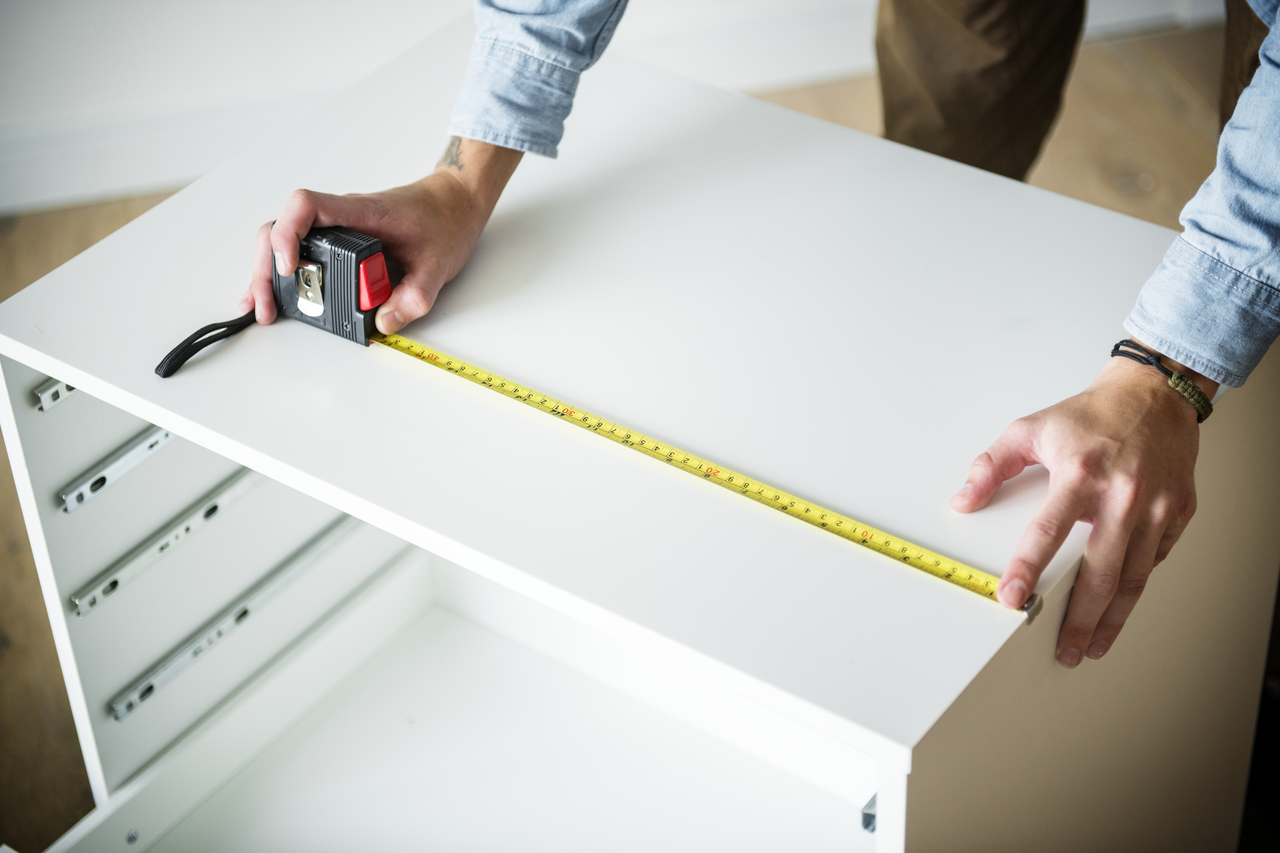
[951, 344, 1216, 666]
[242, 137, 523, 334]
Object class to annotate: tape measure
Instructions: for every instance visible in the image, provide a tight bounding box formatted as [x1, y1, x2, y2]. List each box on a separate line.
[374, 332, 1041, 621]
[154, 225, 1038, 621]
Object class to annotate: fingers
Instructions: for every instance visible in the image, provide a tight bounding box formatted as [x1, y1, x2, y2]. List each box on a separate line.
[269, 190, 323, 276]
[951, 419, 1035, 513]
[375, 273, 439, 335]
[250, 179, 467, 336]
[1154, 491, 1196, 566]
[997, 473, 1092, 610]
[960, 362, 1204, 666]
[243, 221, 278, 324]
[1083, 491, 1194, 660]
[269, 189, 380, 277]
[1055, 494, 1138, 667]
[248, 188, 390, 324]
[1083, 523, 1162, 661]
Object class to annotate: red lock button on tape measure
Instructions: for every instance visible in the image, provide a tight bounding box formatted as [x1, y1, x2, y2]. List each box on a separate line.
[358, 252, 391, 312]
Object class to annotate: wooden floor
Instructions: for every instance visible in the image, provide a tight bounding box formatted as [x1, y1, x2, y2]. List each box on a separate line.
[0, 22, 1250, 853]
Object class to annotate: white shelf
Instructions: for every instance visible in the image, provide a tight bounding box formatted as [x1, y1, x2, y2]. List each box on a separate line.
[150, 606, 866, 852]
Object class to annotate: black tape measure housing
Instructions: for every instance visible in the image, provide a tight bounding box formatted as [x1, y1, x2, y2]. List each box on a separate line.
[157, 227, 391, 377]
[271, 227, 387, 346]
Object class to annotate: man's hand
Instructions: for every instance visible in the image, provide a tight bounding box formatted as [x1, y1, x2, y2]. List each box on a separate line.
[241, 137, 523, 333]
[951, 343, 1218, 667]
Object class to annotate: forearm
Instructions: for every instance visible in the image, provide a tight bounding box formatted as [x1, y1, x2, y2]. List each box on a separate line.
[432, 136, 524, 225]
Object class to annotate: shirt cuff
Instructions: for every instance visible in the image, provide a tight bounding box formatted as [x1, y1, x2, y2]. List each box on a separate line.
[1124, 236, 1280, 388]
[447, 38, 581, 159]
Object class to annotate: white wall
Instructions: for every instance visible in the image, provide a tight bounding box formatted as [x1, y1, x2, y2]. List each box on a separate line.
[0, 0, 471, 214]
[1086, 0, 1224, 33]
[0, 0, 1225, 215]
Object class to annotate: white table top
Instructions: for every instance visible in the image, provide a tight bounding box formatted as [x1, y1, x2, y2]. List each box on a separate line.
[0, 17, 1177, 765]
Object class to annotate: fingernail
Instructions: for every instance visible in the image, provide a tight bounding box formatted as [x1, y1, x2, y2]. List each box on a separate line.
[1086, 641, 1110, 660]
[1058, 647, 1082, 668]
[999, 579, 1027, 609]
[378, 310, 403, 335]
[275, 252, 288, 276]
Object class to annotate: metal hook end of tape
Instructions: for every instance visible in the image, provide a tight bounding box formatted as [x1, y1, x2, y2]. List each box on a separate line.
[1021, 594, 1044, 624]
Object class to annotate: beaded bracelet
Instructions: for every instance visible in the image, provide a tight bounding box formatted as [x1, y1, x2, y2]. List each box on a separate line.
[1110, 339, 1213, 423]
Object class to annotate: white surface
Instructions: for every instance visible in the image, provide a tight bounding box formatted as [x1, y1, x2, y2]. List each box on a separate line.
[0, 0, 467, 214]
[1, 0, 875, 213]
[431, 554, 880, 807]
[50, 551, 437, 853]
[0, 18, 1162, 763]
[0, 1, 469, 127]
[0, 0, 1224, 213]
[148, 608, 865, 853]
[0, 96, 300, 216]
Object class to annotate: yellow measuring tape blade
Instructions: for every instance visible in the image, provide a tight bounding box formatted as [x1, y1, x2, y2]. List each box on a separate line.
[375, 332, 1029, 613]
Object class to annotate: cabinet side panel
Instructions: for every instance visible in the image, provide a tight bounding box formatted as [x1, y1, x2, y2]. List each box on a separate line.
[905, 351, 1280, 852]
[432, 556, 883, 808]
[0, 354, 109, 805]
[50, 551, 435, 853]
[1, 354, 415, 794]
[95, 521, 409, 790]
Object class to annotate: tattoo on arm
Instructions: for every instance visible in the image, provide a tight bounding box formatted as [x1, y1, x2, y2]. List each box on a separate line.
[438, 137, 464, 171]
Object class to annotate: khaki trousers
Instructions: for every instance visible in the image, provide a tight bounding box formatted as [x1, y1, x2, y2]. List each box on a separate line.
[876, 0, 1272, 180]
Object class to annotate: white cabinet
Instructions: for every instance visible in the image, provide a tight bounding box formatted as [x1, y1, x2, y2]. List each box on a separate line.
[2, 17, 1277, 853]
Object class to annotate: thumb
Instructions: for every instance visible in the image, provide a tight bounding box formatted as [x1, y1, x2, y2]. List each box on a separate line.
[951, 419, 1036, 513]
[375, 272, 439, 335]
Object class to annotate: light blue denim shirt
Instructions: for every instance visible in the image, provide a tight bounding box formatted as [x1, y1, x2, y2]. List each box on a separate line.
[1126, 0, 1280, 387]
[452, 1, 1280, 386]
[448, 0, 629, 157]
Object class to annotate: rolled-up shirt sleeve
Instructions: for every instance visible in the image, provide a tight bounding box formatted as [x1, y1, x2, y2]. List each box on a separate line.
[1125, 0, 1280, 388]
[449, 0, 628, 158]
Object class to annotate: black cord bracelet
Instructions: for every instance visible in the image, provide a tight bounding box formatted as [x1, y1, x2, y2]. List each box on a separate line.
[1110, 339, 1213, 423]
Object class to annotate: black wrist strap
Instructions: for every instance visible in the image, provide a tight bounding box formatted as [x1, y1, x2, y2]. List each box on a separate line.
[1110, 338, 1213, 423]
[155, 311, 256, 378]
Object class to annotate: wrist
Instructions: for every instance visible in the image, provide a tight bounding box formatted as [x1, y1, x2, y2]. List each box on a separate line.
[1125, 338, 1220, 399]
[432, 136, 523, 215]
[1102, 339, 1219, 423]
